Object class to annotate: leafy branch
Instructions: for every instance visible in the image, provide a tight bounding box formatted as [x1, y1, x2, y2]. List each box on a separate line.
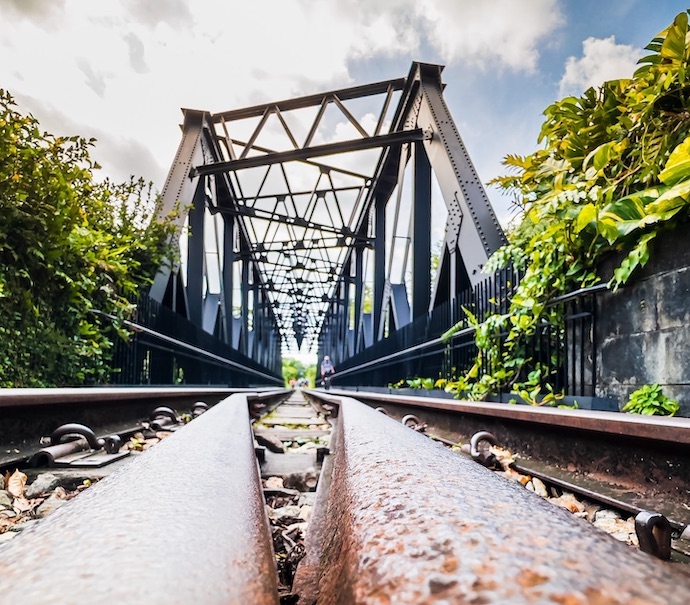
[0, 90, 179, 386]
[441, 11, 690, 405]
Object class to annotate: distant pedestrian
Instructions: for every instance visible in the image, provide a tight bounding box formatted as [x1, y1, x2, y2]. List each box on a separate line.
[320, 355, 335, 389]
[289, 378, 296, 388]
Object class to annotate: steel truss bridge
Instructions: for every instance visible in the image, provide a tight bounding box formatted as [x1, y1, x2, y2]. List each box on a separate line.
[135, 62, 512, 387]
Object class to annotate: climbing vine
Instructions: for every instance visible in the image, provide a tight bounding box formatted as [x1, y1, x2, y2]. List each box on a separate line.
[439, 11, 690, 404]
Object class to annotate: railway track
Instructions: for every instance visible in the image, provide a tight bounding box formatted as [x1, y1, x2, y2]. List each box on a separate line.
[318, 389, 690, 560]
[0, 387, 689, 603]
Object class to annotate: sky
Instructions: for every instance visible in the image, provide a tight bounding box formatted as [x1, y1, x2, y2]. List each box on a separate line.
[1, 0, 689, 361]
[2, 0, 688, 223]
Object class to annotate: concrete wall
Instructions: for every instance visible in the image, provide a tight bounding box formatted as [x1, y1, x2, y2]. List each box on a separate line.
[595, 228, 690, 415]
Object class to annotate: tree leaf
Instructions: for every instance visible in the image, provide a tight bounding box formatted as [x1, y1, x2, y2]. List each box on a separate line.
[575, 203, 596, 233]
[660, 12, 688, 62]
[659, 135, 690, 185]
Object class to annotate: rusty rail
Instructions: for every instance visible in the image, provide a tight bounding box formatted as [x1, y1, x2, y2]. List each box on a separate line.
[314, 388, 690, 533]
[0, 393, 279, 604]
[300, 394, 690, 603]
[0, 386, 243, 408]
[324, 388, 690, 444]
[0, 387, 290, 468]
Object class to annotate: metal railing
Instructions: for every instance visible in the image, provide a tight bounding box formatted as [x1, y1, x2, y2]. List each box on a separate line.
[103, 297, 282, 387]
[333, 269, 600, 400]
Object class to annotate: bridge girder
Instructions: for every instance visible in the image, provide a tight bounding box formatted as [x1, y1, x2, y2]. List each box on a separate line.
[149, 62, 505, 369]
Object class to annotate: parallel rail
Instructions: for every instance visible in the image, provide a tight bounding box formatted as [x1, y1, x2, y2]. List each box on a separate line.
[316, 388, 690, 545]
[1, 388, 689, 603]
[0, 393, 280, 604]
[0, 387, 288, 467]
[299, 395, 690, 603]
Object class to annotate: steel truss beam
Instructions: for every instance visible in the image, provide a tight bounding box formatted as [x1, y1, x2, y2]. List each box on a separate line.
[193, 129, 427, 176]
[151, 62, 505, 376]
[319, 62, 506, 369]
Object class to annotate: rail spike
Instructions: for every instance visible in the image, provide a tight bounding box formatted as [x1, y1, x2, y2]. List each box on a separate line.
[635, 510, 672, 560]
[469, 430, 501, 469]
[50, 423, 104, 450]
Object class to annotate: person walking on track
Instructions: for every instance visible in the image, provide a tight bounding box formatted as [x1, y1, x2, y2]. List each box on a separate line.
[320, 355, 335, 389]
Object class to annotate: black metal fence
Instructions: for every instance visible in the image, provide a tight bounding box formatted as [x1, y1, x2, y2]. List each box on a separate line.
[107, 296, 282, 387]
[333, 267, 598, 400]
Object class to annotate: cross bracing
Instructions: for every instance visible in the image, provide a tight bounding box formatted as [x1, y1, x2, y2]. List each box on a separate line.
[150, 62, 506, 369]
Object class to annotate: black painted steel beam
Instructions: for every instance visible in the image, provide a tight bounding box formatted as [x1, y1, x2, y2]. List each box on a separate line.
[193, 129, 426, 176]
[412, 142, 431, 319]
[209, 204, 359, 238]
[212, 78, 405, 122]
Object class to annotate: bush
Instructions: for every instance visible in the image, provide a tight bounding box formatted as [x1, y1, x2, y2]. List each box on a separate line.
[0, 90, 177, 386]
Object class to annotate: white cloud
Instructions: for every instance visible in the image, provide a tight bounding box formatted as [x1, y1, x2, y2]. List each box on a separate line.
[417, 0, 564, 71]
[559, 36, 641, 96]
[0, 0, 566, 192]
[0, 0, 67, 26]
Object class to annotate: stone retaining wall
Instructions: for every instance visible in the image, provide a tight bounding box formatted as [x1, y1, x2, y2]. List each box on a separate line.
[596, 228, 690, 415]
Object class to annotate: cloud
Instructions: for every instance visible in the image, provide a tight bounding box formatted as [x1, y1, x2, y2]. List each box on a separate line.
[120, 0, 193, 30]
[90, 134, 164, 186]
[76, 58, 107, 98]
[0, 0, 569, 193]
[559, 36, 641, 96]
[10, 92, 166, 186]
[416, 0, 564, 71]
[124, 32, 148, 74]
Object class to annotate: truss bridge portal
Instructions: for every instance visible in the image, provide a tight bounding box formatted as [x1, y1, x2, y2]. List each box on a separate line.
[148, 61, 506, 385]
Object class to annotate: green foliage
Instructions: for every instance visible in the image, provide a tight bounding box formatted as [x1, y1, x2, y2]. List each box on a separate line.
[0, 90, 177, 386]
[282, 357, 315, 387]
[305, 364, 317, 388]
[622, 384, 679, 416]
[444, 11, 690, 405]
[402, 377, 436, 390]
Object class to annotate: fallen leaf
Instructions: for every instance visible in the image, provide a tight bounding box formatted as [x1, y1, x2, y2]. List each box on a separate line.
[7, 470, 27, 498]
[551, 492, 585, 513]
[442, 556, 459, 573]
[12, 497, 32, 513]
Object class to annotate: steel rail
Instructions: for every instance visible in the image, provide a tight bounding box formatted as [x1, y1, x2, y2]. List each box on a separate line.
[298, 395, 690, 603]
[0, 393, 280, 604]
[0, 386, 238, 408]
[0, 388, 290, 469]
[307, 388, 690, 557]
[323, 387, 690, 444]
[331, 389, 690, 445]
